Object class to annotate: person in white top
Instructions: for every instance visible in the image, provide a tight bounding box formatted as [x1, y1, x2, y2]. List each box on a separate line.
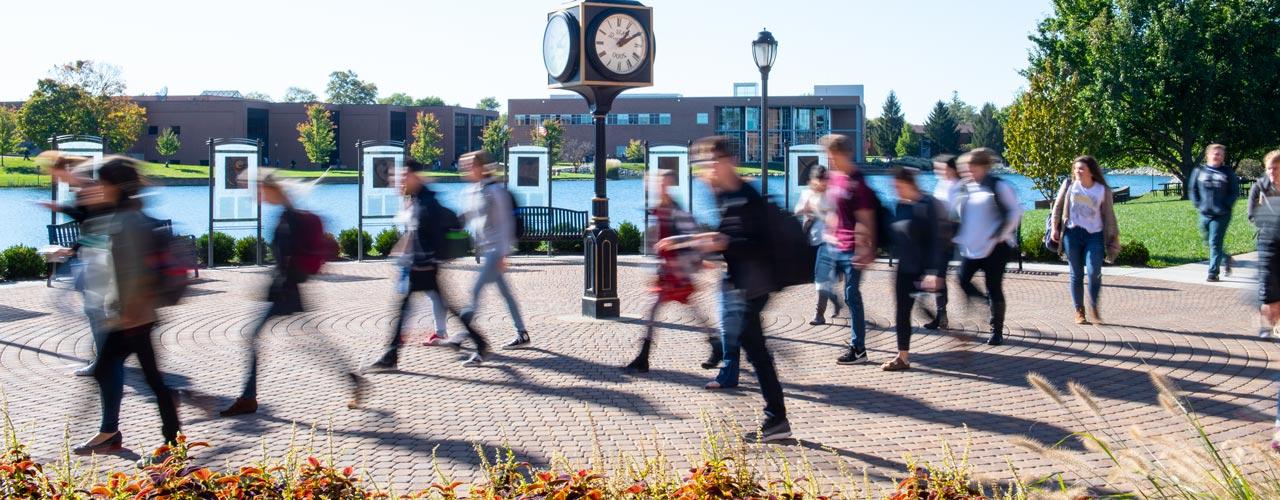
[1050, 155, 1121, 325]
[794, 165, 842, 325]
[953, 148, 1022, 346]
[926, 154, 964, 330]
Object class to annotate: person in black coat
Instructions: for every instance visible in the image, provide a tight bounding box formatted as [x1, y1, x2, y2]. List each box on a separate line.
[882, 167, 944, 371]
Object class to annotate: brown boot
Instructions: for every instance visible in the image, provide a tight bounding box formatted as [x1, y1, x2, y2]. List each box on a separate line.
[1089, 304, 1102, 325]
[219, 397, 258, 417]
[1074, 307, 1089, 325]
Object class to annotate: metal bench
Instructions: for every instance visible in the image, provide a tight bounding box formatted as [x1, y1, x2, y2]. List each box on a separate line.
[515, 206, 589, 256]
[45, 219, 195, 287]
[1113, 185, 1132, 203]
[1159, 182, 1183, 197]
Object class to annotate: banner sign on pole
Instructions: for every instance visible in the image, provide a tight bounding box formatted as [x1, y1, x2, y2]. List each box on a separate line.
[787, 144, 827, 209]
[506, 145, 551, 207]
[645, 145, 691, 211]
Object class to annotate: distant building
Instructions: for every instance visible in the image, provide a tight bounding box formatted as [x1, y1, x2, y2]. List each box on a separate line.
[508, 84, 866, 164]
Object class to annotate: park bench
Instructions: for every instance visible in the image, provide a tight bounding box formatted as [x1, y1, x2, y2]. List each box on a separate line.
[45, 219, 195, 287]
[1113, 185, 1131, 203]
[515, 206, 589, 256]
[1159, 182, 1183, 197]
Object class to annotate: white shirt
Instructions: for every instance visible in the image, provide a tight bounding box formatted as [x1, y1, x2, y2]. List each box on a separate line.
[1067, 182, 1105, 234]
[932, 178, 965, 216]
[954, 178, 1023, 259]
[794, 189, 830, 245]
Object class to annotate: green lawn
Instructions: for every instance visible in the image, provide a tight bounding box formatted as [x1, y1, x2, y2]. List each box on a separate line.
[1023, 192, 1254, 268]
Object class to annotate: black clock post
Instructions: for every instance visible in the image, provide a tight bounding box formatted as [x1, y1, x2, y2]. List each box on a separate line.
[580, 88, 627, 318]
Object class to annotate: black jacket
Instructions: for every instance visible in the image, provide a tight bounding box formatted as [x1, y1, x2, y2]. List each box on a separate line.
[267, 208, 304, 313]
[715, 181, 773, 299]
[407, 187, 449, 268]
[890, 194, 945, 277]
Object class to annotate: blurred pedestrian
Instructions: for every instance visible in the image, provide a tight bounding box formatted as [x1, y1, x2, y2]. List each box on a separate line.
[367, 164, 489, 370]
[690, 136, 790, 442]
[795, 165, 841, 325]
[953, 148, 1022, 346]
[1248, 151, 1280, 228]
[456, 151, 530, 351]
[624, 170, 718, 373]
[1254, 150, 1280, 340]
[1189, 144, 1240, 281]
[1049, 156, 1121, 325]
[882, 167, 944, 371]
[925, 154, 963, 330]
[64, 157, 181, 458]
[821, 134, 878, 365]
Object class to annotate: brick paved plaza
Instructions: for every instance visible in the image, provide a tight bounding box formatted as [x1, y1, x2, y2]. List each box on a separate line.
[0, 256, 1274, 490]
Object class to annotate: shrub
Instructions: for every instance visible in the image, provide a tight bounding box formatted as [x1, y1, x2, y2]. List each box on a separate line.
[517, 240, 540, 254]
[337, 228, 372, 259]
[196, 232, 235, 265]
[1019, 225, 1059, 263]
[617, 221, 642, 254]
[551, 223, 585, 253]
[605, 158, 623, 180]
[1115, 240, 1151, 267]
[1, 245, 44, 280]
[233, 236, 265, 265]
[373, 227, 401, 257]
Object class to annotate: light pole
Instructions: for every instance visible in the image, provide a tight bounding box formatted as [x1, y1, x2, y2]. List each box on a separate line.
[753, 29, 778, 194]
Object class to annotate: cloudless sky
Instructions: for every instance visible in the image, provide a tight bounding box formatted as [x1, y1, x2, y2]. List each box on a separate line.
[4, 0, 1053, 122]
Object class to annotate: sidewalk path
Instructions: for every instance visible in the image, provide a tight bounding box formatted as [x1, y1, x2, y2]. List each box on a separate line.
[0, 256, 1273, 492]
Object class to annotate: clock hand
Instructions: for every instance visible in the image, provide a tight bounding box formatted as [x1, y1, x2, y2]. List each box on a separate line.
[616, 30, 635, 47]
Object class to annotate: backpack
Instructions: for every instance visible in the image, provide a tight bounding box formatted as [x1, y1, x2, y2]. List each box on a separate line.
[867, 193, 894, 253]
[980, 174, 1012, 240]
[423, 191, 471, 261]
[763, 198, 815, 290]
[145, 217, 196, 308]
[291, 210, 335, 280]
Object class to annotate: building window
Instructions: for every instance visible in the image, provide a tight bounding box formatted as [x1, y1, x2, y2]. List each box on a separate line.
[617, 114, 630, 125]
[169, 126, 181, 135]
[637, 113, 650, 125]
[745, 107, 759, 132]
[607, 114, 619, 125]
[660, 113, 672, 125]
[696, 113, 709, 125]
[147, 126, 158, 136]
[716, 107, 742, 132]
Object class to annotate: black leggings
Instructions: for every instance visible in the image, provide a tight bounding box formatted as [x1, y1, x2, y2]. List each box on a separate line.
[895, 272, 922, 351]
[94, 323, 180, 443]
[958, 243, 1011, 331]
[740, 295, 786, 424]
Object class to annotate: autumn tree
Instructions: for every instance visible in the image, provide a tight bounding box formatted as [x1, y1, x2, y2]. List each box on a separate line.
[624, 139, 645, 163]
[409, 111, 443, 168]
[297, 104, 337, 167]
[1004, 62, 1096, 201]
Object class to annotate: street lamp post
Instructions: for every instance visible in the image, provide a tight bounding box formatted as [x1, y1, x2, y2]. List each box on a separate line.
[753, 29, 778, 195]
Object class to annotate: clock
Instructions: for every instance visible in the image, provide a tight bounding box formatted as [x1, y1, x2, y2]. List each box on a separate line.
[542, 11, 579, 82]
[587, 11, 649, 78]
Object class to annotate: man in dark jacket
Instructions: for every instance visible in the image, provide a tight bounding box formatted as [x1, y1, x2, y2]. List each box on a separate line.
[882, 167, 944, 371]
[1189, 144, 1240, 281]
[366, 164, 488, 371]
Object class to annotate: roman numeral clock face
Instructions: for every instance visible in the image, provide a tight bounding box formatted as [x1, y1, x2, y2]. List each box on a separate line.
[592, 13, 647, 76]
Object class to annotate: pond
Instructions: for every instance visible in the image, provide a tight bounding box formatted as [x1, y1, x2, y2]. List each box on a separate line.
[0, 173, 1171, 249]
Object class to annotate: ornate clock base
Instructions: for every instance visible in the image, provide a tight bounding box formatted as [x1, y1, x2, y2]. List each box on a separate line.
[581, 222, 620, 319]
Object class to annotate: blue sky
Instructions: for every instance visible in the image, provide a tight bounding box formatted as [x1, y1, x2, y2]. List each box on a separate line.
[4, 0, 1053, 122]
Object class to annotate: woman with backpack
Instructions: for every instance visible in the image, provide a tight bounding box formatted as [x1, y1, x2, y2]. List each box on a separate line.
[882, 167, 944, 371]
[1049, 156, 1120, 325]
[953, 148, 1022, 346]
[623, 170, 720, 373]
[68, 157, 181, 458]
[794, 165, 842, 326]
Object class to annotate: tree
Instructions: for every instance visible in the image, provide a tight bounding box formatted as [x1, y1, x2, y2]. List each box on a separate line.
[378, 92, 415, 106]
[895, 122, 920, 158]
[18, 79, 92, 148]
[624, 139, 645, 163]
[477, 96, 501, 111]
[0, 107, 20, 165]
[1030, 0, 1280, 184]
[945, 91, 979, 125]
[282, 87, 318, 103]
[923, 101, 960, 155]
[243, 91, 273, 101]
[325, 70, 378, 105]
[970, 102, 1005, 153]
[561, 139, 593, 165]
[408, 111, 443, 168]
[531, 119, 564, 164]
[155, 127, 181, 167]
[100, 98, 146, 153]
[296, 104, 336, 167]
[413, 96, 446, 107]
[1004, 62, 1095, 201]
[873, 91, 905, 159]
[481, 117, 510, 164]
[51, 60, 125, 98]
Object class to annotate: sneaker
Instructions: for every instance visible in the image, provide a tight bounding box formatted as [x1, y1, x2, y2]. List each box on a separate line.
[441, 333, 469, 349]
[808, 316, 826, 326]
[421, 332, 446, 346]
[502, 332, 532, 350]
[922, 314, 948, 331]
[74, 363, 96, 377]
[1207, 275, 1220, 282]
[836, 348, 868, 365]
[362, 358, 398, 374]
[747, 419, 792, 443]
[985, 330, 1005, 346]
[1261, 328, 1274, 340]
[462, 353, 484, 367]
[219, 397, 258, 417]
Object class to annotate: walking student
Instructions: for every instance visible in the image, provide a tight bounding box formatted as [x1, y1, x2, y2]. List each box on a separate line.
[457, 151, 531, 349]
[926, 154, 963, 330]
[795, 165, 842, 325]
[1254, 150, 1280, 340]
[882, 167, 944, 371]
[953, 148, 1022, 346]
[1189, 144, 1240, 282]
[688, 136, 790, 442]
[821, 134, 878, 365]
[368, 164, 490, 369]
[63, 157, 181, 458]
[624, 171, 719, 373]
[1049, 156, 1121, 325]
[1247, 151, 1280, 228]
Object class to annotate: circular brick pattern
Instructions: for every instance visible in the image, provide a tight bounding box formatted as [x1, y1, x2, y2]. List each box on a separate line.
[0, 257, 1273, 490]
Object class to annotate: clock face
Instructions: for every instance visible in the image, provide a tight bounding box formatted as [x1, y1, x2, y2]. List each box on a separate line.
[590, 13, 647, 76]
[542, 13, 578, 82]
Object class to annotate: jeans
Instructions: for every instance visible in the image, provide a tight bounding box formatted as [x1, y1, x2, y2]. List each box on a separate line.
[466, 249, 526, 333]
[738, 295, 787, 426]
[959, 243, 1012, 333]
[714, 287, 747, 387]
[1064, 226, 1104, 310]
[73, 258, 108, 367]
[94, 323, 180, 443]
[1200, 213, 1231, 277]
[828, 249, 866, 351]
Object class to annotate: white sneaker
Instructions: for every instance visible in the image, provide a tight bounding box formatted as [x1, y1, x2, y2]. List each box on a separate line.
[462, 353, 484, 367]
[74, 364, 95, 377]
[442, 333, 469, 349]
[502, 332, 532, 350]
